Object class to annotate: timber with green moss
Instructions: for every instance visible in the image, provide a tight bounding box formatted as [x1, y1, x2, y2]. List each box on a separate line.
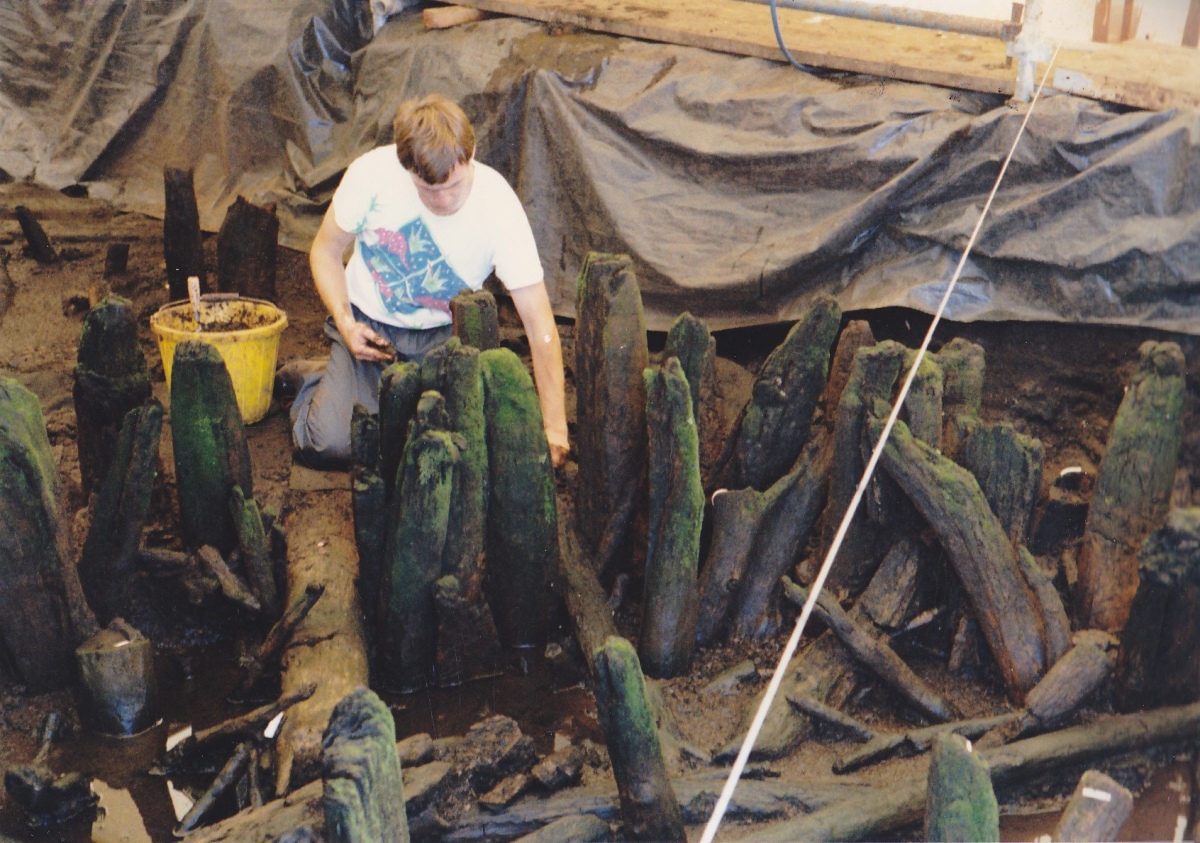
[433, 574, 503, 687]
[72, 296, 152, 496]
[638, 358, 702, 678]
[170, 340, 253, 554]
[1017, 547, 1072, 668]
[663, 312, 722, 486]
[823, 320, 876, 417]
[79, 400, 163, 623]
[958, 420, 1044, 546]
[451, 289, 500, 350]
[378, 361, 422, 499]
[935, 337, 985, 457]
[322, 687, 409, 843]
[0, 377, 75, 691]
[592, 636, 685, 843]
[231, 485, 278, 617]
[1077, 341, 1185, 632]
[873, 412, 1047, 700]
[924, 733, 998, 842]
[574, 253, 648, 584]
[734, 295, 839, 491]
[378, 398, 459, 692]
[351, 405, 386, 630]
[1116, 508, 1200, 711]
[481, 348, 557, 649]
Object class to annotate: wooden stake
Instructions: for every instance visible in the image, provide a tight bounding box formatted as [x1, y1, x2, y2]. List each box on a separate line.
[958, 420, 1044, 546]
[237, 583, 325, 697]
[1052, 770, 1132, 842]
[663, 312, 722, 486]
[215, 196, 278, 301]
[163, 167, 206, 300]
[230, 485, 279, 616]
[450, 288, 500, 350]
[14, 205, 58, 263]
[925, 733, 998, 842]
[378, 361, 421, 498]
[75, 620, 159, 737]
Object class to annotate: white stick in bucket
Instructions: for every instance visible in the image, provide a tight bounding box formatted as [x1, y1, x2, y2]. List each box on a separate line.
[187, 276, 202, 332]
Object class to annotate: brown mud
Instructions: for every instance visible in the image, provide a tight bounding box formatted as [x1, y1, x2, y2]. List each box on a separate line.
[1, 181, 1199, 841]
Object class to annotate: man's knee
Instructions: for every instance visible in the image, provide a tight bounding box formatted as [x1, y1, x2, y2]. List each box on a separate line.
[290, 381, 353, 468]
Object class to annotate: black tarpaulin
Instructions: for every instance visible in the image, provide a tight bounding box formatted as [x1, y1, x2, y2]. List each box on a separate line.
[2, 0, 1199, 331]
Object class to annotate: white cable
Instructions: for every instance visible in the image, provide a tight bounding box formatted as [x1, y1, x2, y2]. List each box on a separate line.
[699, 44, 1062, 843]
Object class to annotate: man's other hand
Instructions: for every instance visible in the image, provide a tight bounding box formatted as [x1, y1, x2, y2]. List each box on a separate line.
[340, 320, 396, 363]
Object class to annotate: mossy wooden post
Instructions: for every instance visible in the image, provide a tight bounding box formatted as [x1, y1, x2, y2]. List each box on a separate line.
[1116, 509, 1200, 711]
[874, 414, 1047, 700]
[901, 349, 944, 450]
[216, 196, 278, 301]
[824, 320, 875, 415]
[481, 348, 558, 649]
[378, 396, 458, 692]
[924, 733, 998, 842]
[163, 166, 207, 300]
[72, 296, 152, 496]
[822, 341, 905, 594]
[958, 422, 1044, 547]
[231, 485, 278, 617]
[1051, 770, 1132, 843]
[79, 400, 163, 623]
[638, 358, 702, 678]
[663, 312, 722, 486]
[170, 340, 253, 555]
[378, 361, 421, 500]
[735, 295, 840, 491]
[574, 253, 648, 583]
[695, 488, 769, 646]
[322, 687, 408, 843]
[936, 337, 986, 457]
[1077, 341, 1185, 632]
[432, 574, 503, 687]
[451, 289, 500, 350]
[351, 405, 386, 630]
[0, 378, 75, 691]
[592, 636, 685, 843]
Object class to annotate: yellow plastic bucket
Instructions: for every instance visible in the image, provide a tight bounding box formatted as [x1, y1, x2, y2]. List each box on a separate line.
[150, 295, 288, 425]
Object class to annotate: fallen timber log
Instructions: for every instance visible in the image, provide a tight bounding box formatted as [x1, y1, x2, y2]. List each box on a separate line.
[275, 491, 369, 796]
[1076, 340, 1185, 632]
[236, 583, 325, 698]
[833, 712, 1020, 775]
[186, 778, 325, 842]
[782, 579, 955, 723]
[872, 412, 1048, 700]
[747, 700, 1200, 842]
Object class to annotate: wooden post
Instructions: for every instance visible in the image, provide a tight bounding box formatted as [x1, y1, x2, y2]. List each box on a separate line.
[450, 289, 500, 350]
[72, 296, 152, 496]
[163, 166, 206, 300]
[0, 377, 76, 691]
[638, 358, 702, 678]
[322, 687, 409, 843]
[75, 619, 159, 736]
[230, 485, 279, 617]
[14, 205, 58, 263]
[695, 487, 768, 646]
[663, 312, 722, 487]
[935, 337, 985, 457]
[924, 733, 998, 842]
[1018, 547, 1072, 668]
[378, 361, 421, 498]
[1116, 508, 1200, 711]
[379, 399, 459, 692]
[592, 636, 685, 843]
[103, 243, 130, 278]
[78, 401, 163, 623]
[1077, 341, 1185, 632]
[1052, 770, 1132, 842]
[823, 319, 875, 417]
[215, 196, 278, 301]
[480, 348, 558, 649]
[958, 421, 1044, 546]
[170, 340, 253, 554]
[874, 414, 1048, 700]
[433, 575, 503, 687]
[734, 295, 839, 491]
[573, 253, 648, 583]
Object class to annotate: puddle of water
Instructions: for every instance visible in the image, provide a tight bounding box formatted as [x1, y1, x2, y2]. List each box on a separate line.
[90, 781, 151, 843]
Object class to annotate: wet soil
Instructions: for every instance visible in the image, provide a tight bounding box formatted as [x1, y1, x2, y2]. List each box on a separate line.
[1, 181, 1199, 841]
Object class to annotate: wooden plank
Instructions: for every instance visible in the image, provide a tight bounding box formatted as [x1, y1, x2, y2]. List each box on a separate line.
[424, 5, 492, 29]
[449, 0, 1015, 96]
[448, 0, 1200, 111]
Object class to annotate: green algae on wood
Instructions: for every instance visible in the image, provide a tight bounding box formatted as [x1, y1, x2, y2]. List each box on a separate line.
[231, 484, 278, 617]
[958, 420, 1044, 546]
[73, 296, 152, 496]
[480, 348, 558, 649]
[936, 337, 985, 457]
[663, 312, 722, 486]
[925, 733, 998, 842]
[1077, 340, 1185, 632]
[451, 288, 500, 351]
[639, 358, 702, 678]
[735, 295, 840, 491]
[378, 361, 422, 499]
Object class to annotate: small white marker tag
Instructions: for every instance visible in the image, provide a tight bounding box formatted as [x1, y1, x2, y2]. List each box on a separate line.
[964, 739, 972, 752]
[1175, 813, 1187, 843]
[166, 725, 193, 751]
[113, 639, 131, 649]
[1082, 787, 1112, 802]
[1060, 466, 1082, 477]
[265, 711, 285, 739]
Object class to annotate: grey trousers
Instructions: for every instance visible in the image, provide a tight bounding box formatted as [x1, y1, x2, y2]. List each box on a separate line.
[290, 308, 452, 467]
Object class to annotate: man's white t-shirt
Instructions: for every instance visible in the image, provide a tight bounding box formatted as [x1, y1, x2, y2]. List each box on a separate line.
[332, 145, 544, 330]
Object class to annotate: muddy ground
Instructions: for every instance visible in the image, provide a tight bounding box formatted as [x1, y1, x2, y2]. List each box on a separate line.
[1, 180, 1199, 841]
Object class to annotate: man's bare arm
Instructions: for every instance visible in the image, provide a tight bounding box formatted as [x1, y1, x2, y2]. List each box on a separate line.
[509, 282, 569, 468]
[309, 208, 394, 363]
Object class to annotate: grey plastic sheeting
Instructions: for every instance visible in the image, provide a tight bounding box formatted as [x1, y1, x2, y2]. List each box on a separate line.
[3, 1, 1200, 332]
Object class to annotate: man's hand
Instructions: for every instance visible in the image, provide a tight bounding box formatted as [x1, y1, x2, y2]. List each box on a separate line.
[337, 318, 396, 363]
[547, 432, 570, 469]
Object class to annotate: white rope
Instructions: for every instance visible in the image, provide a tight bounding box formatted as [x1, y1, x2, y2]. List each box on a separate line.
[699, 45, 1062, 843]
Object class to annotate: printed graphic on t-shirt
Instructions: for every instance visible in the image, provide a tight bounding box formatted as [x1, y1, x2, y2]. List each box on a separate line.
[359, 217, 468, 317]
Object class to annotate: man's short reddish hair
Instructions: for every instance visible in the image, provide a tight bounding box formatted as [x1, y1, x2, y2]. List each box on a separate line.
[392, 94, 475, 186]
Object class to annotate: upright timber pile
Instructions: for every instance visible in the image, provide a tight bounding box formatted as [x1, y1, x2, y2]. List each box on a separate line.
[663, 312, 722, 486]
[0, 378, 78, 691]
[163, 166, 206, 299]
[574, 252, 649, 584]
[1076, 341, 1185, 632]
[72, 296, 152, 496]
[216, 196, 278, 301]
